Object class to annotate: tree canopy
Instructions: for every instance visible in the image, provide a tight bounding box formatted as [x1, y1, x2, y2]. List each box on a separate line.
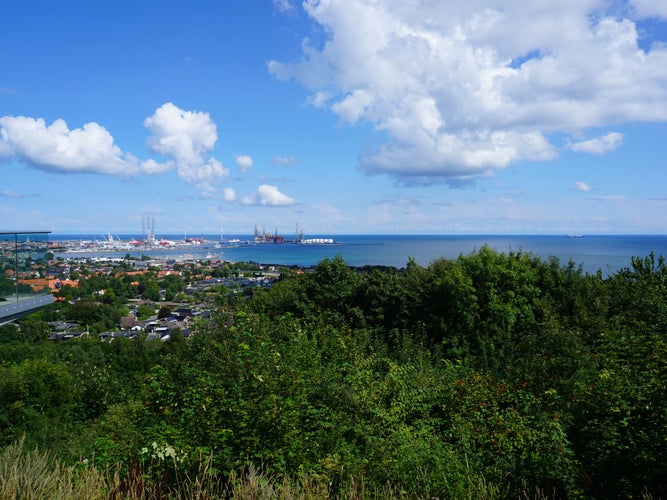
[1, 247, 665, 498]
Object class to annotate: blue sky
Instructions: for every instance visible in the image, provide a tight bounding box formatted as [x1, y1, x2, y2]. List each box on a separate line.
[2, 0, 667, 235]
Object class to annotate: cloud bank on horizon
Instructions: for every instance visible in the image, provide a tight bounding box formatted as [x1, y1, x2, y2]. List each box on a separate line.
[270, 0, 667, 184]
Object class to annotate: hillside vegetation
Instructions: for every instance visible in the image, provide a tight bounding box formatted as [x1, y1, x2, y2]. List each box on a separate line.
[1, 247, 665, 498]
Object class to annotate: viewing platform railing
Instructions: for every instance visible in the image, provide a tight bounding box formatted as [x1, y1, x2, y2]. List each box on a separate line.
[0, 231, 53, 324]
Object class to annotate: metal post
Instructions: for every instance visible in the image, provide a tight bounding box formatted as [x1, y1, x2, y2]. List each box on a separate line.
[14, 233, 18, 302]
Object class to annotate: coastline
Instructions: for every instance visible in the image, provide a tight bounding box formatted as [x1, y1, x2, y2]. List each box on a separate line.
[48, 234, 667, 278]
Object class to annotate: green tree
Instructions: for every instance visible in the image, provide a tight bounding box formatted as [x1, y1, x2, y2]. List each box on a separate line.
[17, 319, 50, 343]
[0, 358, 77, 448]
[157, 305, 172, 319]
[137, 304, 155, 320]
[571, 327, 667, 498]
[0, 324, 21, 343]
[142, 281, 161, 301]
[68, 301, 120, 331]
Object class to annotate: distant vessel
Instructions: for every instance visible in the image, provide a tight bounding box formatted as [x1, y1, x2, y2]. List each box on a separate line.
[567, 234, 584, 239]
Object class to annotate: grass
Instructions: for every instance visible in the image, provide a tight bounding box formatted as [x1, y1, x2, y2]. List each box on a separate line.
[0, 437, 593, 499]
[0, 437, 108, 499]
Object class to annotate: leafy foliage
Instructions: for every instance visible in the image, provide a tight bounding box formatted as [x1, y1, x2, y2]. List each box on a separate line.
[1, 247, 666, 497]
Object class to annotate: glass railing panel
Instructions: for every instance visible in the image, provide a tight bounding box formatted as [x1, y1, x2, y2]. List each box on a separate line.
[0, 231, 51, 304]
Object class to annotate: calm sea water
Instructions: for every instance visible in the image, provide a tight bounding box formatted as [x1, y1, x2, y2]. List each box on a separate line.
[51, 234, 667, 277]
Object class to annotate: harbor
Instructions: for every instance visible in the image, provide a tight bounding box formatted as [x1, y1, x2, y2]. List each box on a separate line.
[54, 220, 337, 255]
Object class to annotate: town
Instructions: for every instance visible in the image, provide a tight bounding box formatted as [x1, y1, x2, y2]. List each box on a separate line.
[2, 244, 283, 341]
[49, 254, 283, 341]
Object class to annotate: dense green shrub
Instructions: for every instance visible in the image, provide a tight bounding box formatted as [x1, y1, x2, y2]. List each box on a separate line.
[1, 248, 666, 497]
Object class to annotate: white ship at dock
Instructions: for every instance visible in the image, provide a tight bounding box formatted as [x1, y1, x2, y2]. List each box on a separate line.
[299, 238, 335, 244]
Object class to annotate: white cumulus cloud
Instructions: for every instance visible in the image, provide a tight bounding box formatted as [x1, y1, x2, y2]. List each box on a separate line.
[222, 187, 237, 202]
[0, 115, 166, 176]
[0, 103, 234, 197]
[144, 102, 229, 194]
[569, 133, 624, 155]
[270, 0, 667, 183]
[273, 0, 295, 13]
[241, 184, 296, 206]
[574, 181, 592, 192]
[631, 0, 667, 19]
[235, 154, 253, 173]
[140, 158, 174, 175]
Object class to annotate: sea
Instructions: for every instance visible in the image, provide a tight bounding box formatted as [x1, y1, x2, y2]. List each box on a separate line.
[50, 234, 667, 278]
